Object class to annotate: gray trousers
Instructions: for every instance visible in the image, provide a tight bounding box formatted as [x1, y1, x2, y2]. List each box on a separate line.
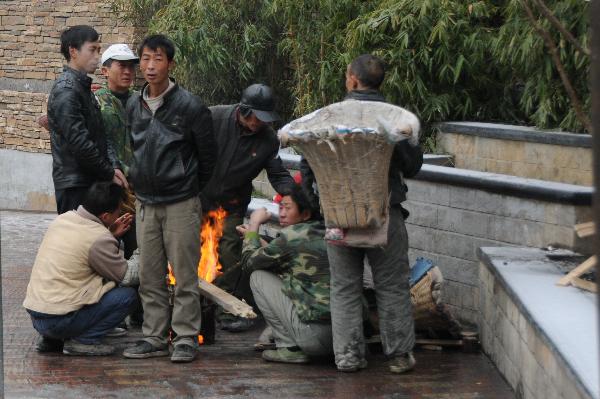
[250, 270, 333, 356]
[136, 196, 202, 347]
[327, 206, 414, 367]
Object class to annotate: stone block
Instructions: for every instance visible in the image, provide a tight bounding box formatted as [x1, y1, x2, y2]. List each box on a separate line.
[487, 215, 544, 247]
[403, 200, 438, 228]
[406, 180, 451, 206]
[437, 206, 490, 238]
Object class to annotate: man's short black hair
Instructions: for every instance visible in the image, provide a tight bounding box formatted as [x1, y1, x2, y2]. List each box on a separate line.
[348, 54, 385, 90]
[280, 184, 320, 220]
[81, 182, 124, 217]
[60, 25, 99, 62]
[102, 59, 114, 68]
[138, 34, 176, 61]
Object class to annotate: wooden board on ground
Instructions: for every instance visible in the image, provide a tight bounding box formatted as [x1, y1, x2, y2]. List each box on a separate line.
[575, 222, 596, 238]
[556, 255, 597, 293]
[198, 278, 257, 319]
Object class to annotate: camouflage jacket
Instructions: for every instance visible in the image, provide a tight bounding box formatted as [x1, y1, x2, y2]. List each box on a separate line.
[241, 220, 330, 323]
[95, 86, 134, 175]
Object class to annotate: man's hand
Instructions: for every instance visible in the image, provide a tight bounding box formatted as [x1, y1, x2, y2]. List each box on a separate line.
[110, 212, 133, 238]
[37, 114, 49, 131]
[236, 224, 249, 236]
[249, 208, 271, 231]
[113, 169, 129, 189]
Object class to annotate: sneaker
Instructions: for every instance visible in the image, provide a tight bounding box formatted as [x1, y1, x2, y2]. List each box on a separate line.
[106, 327, 128, 338]
[337, 358, 368, 372]
[389, 352, 416, 374]
[262, 347, 309, 364]
[35, 336, 64, 353]
[62, 339, 115, 356]
[220, 315, 256, 333]
[171, 344, 197, 363]
[123, 340, 169, 359]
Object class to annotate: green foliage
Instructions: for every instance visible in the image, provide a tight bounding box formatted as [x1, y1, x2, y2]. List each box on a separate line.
[111, 0, 590, 133]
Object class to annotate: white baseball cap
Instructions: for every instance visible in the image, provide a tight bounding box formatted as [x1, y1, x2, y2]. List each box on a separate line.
[101, 43, 139, 65]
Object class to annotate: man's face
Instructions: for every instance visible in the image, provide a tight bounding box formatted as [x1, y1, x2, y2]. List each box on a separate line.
[102, 60, 136, 93]
[70, 41, 101, 74]
[139, 46, 172, 85]
[239, 111, 266, 133]
[278, 195, 306, 227]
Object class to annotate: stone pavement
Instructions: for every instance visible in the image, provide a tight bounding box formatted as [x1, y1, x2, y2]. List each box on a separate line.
[1, 211, 515, 399]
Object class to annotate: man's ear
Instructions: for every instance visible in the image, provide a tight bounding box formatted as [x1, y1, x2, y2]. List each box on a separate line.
[98, 212, 112, 227]
[168, 59, 175, 72]
[69, 46, 78, 62]
[348, 73, 360, 90]
[101, 65, 109, 77]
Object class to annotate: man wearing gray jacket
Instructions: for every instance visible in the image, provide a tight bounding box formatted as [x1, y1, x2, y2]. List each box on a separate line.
[23, 182, 139, 356]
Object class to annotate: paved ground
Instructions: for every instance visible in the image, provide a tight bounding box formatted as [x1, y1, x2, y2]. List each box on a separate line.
[0, 211, 515, 399]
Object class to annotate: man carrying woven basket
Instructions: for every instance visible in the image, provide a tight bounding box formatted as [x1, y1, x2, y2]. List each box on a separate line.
[300, 54, 423, 373]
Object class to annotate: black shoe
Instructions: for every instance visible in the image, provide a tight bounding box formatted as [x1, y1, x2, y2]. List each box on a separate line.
[62, 339, 115, 356]
[220, 316, 256, 333]
[35, 336, 64, 353]
[123, 340, 169, 359]
[171, 344, 197, 363]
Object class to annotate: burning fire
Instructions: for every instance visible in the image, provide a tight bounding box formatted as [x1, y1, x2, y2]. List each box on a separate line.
[165, 207, 228, 344]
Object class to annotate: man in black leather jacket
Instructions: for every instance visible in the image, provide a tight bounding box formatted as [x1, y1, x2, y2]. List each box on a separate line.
[48, 25, 127, 214]
[301, 55, 422, 374]
[122, 35, 217, 364]
[202, 84, 294, 331]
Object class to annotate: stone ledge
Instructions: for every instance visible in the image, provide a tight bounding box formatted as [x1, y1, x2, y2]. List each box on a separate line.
[478, 246, 598, 399]
[414, 164, 593, 206]
[438, 122, 592, 148]
[278, 152, 454, 169]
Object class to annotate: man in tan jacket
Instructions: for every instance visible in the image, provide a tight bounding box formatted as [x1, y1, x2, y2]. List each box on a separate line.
[23, 182, 139, 356]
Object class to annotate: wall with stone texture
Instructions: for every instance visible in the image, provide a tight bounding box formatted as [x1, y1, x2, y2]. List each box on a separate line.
[0, 0, 141, 154]
[438, 123, 593, 186]
[404, 178, 593, 326]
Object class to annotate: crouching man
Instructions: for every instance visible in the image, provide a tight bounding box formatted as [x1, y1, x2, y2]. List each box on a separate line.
[23, 182, 139, 356]
[240, 185, 332, 364]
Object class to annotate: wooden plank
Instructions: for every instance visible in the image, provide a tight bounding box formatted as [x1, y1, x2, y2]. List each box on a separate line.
[198, 278, 257, 319]
[575, 222, 596, 238]
[571, 278, 598, 293]
[557, 255, 597, 286]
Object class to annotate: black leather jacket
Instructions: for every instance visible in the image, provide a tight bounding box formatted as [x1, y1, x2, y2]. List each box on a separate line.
[47, 66, 118, 190]
[301, 89, 423, 213]
[126, 81, 217, 205]
[201, 104, 294, 214]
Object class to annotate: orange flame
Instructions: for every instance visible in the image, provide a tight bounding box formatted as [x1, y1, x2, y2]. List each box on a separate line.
[198, 207, 227, 283]
[167, 263, 176, 285]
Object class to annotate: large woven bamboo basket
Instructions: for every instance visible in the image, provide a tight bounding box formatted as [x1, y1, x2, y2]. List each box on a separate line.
[279, 100, 420, 229]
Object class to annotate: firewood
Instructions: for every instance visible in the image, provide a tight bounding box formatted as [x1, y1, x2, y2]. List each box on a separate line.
[198, 278, 257, 319]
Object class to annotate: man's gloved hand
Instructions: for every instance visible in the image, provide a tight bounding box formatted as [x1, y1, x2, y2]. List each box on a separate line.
[121, 249, 140, 286]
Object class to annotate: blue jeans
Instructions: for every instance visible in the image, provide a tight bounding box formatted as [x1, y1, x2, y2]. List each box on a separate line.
[28, 287, 138, 344]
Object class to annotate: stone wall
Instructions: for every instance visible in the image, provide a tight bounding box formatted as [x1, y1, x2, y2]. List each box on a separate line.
[404, 166, 593, 326]
[0, 0, 141, 153]
[438, 122, 593, 186]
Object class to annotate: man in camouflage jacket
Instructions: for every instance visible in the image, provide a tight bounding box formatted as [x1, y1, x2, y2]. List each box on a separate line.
[239, 185, 332, 364]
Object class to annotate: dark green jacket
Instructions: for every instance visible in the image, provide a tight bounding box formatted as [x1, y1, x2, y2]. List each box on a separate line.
[95, 86, 134, 176]
[241, 220, 331, 323]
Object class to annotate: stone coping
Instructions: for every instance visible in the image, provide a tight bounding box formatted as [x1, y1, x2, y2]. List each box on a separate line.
[437, 122, 592, 148]
[278, 152, 453, 169]
[478, 247, 598, 399]
[415, 164, 593, 206]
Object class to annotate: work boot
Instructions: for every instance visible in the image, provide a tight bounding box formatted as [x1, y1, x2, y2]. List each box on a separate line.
[105, 327, 128, 338]
[35, 336, 63, 353]
[262, 347, 309, 364]
[123, 340, 169, 359]
[389, 352, 416, 374]
[62, 339, 115, 356]
[171, 344, 197, 363]
[254, 326, 276, 351]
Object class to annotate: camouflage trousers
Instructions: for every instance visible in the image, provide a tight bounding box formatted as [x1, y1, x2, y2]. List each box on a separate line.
[327, 206, 415, 369]
[250, 270, 333, 356]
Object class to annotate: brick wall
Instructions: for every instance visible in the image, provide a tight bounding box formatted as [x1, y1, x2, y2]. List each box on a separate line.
[0, 0, 142, 153]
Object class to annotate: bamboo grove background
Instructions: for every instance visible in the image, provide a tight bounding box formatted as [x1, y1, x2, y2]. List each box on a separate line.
[112, 0, 590, 138]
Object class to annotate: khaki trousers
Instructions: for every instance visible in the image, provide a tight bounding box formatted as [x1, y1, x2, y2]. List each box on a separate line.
[136, 196, 202, 347]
